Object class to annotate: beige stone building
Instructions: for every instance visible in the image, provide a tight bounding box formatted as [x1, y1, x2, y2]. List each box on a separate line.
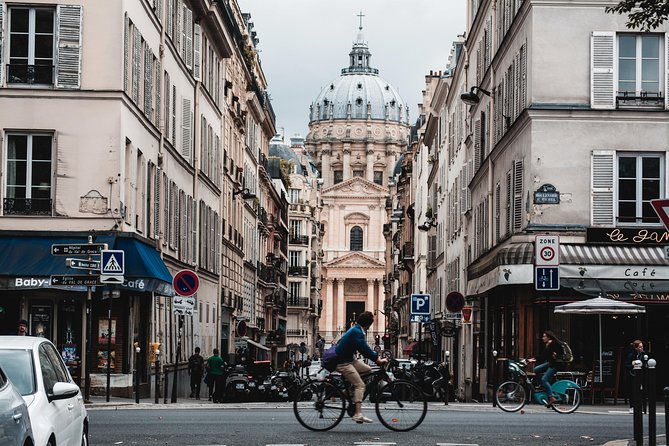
[305, 23, 409, 342]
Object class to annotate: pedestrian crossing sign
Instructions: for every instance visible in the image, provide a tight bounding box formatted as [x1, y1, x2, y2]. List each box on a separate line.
[101, 250, 125, 275]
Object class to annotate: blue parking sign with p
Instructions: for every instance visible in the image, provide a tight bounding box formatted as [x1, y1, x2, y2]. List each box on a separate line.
[411, 293, 431, 315]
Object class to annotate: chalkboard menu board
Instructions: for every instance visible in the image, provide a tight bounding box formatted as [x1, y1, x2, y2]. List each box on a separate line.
[594, 349, 615, 387]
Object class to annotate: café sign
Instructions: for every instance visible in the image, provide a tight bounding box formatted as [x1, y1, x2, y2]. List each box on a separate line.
[587, 227, 669, 245]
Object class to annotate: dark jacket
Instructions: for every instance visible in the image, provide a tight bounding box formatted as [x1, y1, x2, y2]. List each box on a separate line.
[537, 340, 562, 368]
[188, 353, 204, 375]
[335, 324, 379, 363]
[625, 349, 646, 375]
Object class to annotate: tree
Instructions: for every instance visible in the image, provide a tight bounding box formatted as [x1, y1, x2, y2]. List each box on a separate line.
[606, 0, 669, 31]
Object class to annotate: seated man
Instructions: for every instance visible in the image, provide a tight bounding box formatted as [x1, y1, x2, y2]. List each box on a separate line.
[335, 311, 387, 423]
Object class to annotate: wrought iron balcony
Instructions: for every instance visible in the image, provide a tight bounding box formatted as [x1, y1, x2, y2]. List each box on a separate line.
[3, 198, 52, 215]
[289, 234, 309, 245]
[7, 64, 54, 85]
[288, 266, 309, 276]
[287, 296, 309, 308]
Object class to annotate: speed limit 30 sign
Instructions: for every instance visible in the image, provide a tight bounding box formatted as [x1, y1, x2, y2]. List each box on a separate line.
[535, 235, 560, 266]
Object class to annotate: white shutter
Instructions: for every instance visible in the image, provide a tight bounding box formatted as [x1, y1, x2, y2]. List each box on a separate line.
[0, 2, 5, 86]
[132, 27, 140, 103]
[474, 119, 481, 171]
[193, 23, 201, 81]
[154, 57, 161, 128]
[185, 7, 193, 69]
[591, 31, 615, 109]
[154, 166, 161, 239]
[512, 159, 523, 232]
[182, 97, 192, 161]
[144, 43, 152, 118]
[56, 4, 83, 89]
[123, 14, 129, 93]
[665, 33, 669, 110]
[171, 85, 176, 145]
[154, 0, 163, 22]
[166, 0, 173, 38]
[591, 150, 615, 226]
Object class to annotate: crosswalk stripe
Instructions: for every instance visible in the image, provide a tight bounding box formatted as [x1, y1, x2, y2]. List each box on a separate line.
[354, 443, 396, 445]
[436, 443, 479, 446]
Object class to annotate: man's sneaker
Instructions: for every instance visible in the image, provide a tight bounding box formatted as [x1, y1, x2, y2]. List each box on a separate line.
[352, 414, 373, 424]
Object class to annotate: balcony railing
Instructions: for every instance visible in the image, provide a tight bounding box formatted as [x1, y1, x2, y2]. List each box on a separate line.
[616, 91, 664, 108]
[402, 242, 414, 259]
[289, 235, 309, 245]
[288, 266, 309, 276]
[3, 198, 52, 216]
[7, 64, 54, 85]
[287, 296, 309, 307]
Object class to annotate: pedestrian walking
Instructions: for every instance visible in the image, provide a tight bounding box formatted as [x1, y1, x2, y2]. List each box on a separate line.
[206, 348, 226, 403]
[188, 347, 205, 399]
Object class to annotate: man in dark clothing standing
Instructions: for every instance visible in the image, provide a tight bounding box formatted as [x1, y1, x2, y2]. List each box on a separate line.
[335, 311, 387, 423]
[188, 347, 205, 399]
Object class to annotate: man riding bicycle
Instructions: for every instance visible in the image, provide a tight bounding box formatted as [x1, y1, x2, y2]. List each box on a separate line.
[335, 311, 388, 423]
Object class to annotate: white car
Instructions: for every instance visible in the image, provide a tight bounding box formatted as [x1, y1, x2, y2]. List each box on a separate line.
[0, 336, 88, 446]
[0, 363, 33, 446]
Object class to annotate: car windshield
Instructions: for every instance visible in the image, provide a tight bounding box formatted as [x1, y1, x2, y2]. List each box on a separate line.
[0, 349, 36, 395]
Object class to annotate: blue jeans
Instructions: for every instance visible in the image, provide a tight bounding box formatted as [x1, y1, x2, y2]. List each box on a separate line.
[534, 362, 557, 397]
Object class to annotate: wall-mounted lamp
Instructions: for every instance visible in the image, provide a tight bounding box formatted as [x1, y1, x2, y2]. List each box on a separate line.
[417, 219, 438, 231]
[233, 187, 256, 200]
[460, 86, 491, 105]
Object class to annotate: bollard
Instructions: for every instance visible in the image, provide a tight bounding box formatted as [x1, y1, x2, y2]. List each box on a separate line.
[632, 359, 643, 446]
[492, 350, 498, 407]
[163, 371, 168, 404]
[154, 350, 160, 404]
[134, 345, 141, 404]
[647, 359, 656, 446]
[443, 351, 450, 406]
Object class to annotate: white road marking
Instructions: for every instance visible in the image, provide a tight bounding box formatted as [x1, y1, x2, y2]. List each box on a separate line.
[436, 443, 479, 446]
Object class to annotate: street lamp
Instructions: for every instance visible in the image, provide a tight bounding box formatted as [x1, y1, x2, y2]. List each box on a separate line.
[460, 86, 491, 105]
[233, 187, 256, 200]
[418, 219, 438, 231]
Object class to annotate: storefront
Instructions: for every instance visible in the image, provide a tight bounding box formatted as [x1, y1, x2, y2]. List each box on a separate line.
[0, 231, 174, 396]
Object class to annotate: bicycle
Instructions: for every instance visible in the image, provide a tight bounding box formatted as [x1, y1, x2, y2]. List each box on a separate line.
[495, 358, 581, 414]
[293, 359, 427, 432]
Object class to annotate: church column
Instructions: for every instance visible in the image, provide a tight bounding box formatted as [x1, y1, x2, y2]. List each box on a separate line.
[325, 279, 334, 338]
[386, 145, 397, 181]
[322, 144, 331, 187]
[343, 143, 351, 180]
[366, 144, 374, 182]
[337, 278, 345, 336]
[366, 278, 375, 331]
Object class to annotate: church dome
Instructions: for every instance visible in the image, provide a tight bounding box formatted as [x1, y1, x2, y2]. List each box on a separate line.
[309, 25, 409, 125]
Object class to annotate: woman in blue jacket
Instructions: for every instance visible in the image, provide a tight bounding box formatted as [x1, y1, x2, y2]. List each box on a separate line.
[335, 311, 387, 423]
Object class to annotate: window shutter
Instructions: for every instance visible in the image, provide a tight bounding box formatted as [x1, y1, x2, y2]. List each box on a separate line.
[474, 119, 481, 171]
[665, 33, 669, 110]
[154, 167, 161, 239]
[154, 0, 162, 22]
[185, 7, 193, 69]
[505, 169, 512, 236]
[155, 57, 161, 128]
[591, 31, 615, 109]
[123, 14, 129, 93]
[144, 44, 152, 118]
[56, 4, 83, 89]
[132, 27, 141, 103]
[171, 85, 177, 145]
[0, 2, 5, 87]
[520, 43, 527, 111]
[193, 23, 201, 81]
[591, 150, 615, 226]
[512, 159, 523, 231]
[166, 0, 173, 38]
[182, 98, 192, 161]
[495, 183, 501, 242]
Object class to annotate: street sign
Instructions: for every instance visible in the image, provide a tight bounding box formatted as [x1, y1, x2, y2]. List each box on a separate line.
[535, 235, 559, 266]
[100, 275, 124, 284]
[173, 269, 199, 297]
[51, 243, 107, 256]
[410, 314, 431, 323]
[101, 250, 125, 275]
[650, 199, 669, 231]
[50, 275, 101, 286]
[410, 293, 431, 316]
[445, 291, 465, 313]
[66, 258, 101, 270]
[173, 296, 195, 316]
[535, 267, 560, 290]
[444, 312, 462, 320]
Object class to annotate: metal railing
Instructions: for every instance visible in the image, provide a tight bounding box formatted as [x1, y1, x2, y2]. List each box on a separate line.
[3, 198, 52, 215]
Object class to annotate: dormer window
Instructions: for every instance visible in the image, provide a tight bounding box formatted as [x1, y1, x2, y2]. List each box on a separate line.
[357, 83, 363, 89]
[356, 97, 363, 106]
[390, 100, 396, 107]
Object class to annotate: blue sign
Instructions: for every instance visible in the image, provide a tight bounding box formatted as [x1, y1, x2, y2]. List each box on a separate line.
[535, 267, 560, 290]
[101, 250, 125, 275]
[411, 293, 431, 315]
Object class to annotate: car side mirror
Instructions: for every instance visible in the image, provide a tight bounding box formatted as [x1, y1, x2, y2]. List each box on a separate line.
[49, 382, 80, 401]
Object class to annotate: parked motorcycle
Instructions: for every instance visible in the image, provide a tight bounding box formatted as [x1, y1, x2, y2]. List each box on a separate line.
[224, 364, 253, 402]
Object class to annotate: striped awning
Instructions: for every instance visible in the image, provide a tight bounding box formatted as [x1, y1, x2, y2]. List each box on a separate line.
[468, 243, 534, 279]
[560, 244, 669, 266]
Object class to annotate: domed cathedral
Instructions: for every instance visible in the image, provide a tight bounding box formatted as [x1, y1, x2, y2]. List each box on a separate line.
[304, 15, 410, 342]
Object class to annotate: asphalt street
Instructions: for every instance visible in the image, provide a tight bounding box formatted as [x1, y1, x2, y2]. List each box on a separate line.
[86, 400, 667, 446]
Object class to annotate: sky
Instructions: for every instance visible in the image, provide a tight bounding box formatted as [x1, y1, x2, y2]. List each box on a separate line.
[239, 0, 467, 141]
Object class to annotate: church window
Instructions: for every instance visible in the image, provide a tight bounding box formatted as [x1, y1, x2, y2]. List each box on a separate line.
[353, 170, 364, 177]
[390, 100, 396, 107]
[357, 83, 362, 89]
[374, 171, 383, 185]
[334, 170, 343, 184]
[350, 226, 363, 251]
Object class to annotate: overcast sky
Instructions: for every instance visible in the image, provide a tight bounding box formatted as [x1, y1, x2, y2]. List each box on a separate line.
[239, 0, 467, 141]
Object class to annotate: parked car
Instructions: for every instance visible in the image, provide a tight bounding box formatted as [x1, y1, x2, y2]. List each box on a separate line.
[0, 363, 33, 446]
[0, 336, 88, 446]
[307, 360, 322, 379]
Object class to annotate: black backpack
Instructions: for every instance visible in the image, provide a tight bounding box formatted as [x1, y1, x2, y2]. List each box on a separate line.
[556, 341, 573, 363]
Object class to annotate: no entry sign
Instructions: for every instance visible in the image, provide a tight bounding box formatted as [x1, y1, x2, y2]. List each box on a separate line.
[173, 269, 199, 296]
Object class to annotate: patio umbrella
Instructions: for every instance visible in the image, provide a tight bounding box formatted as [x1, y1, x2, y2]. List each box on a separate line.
[554, 296, 646, 383]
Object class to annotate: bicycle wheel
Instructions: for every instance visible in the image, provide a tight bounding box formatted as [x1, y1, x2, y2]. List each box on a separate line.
[293, 381, 346, 431]
[375, 380, 427, 432]
[551, 386, 581, 414]
[495, 381, 526, 412]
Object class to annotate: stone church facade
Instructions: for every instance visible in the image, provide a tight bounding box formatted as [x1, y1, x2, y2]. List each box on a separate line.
[305, 21, 410, 341]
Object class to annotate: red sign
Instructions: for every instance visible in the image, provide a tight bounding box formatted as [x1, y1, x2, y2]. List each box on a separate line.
[650, 199, 669, 231]
[173, 269, 199, 297]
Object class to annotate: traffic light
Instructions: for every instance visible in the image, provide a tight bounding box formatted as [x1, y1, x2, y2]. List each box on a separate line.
[382, 333, 390, 349]
[374, 335, 380, 346]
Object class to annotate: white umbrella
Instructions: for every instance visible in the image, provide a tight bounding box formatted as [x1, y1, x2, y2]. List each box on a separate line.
[554, 296, 646, 383]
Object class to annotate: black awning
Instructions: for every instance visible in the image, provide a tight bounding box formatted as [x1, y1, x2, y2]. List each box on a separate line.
[0, 234, 173, 295]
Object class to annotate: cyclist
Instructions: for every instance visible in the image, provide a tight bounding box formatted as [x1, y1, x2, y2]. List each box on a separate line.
[528, 330, 562, 407]
[335, 311, 388, 423]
